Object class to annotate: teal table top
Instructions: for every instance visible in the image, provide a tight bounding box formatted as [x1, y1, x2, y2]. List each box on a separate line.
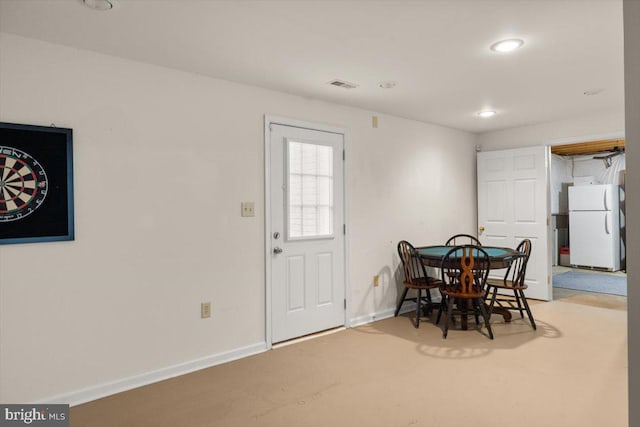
[416, 245, 522, 268]
[417, 245, 516, 257]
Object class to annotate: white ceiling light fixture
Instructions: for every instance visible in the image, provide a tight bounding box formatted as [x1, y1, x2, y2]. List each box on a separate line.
[81, 0, 118, 11]
[490, 38, 524, 53]
[478, 110, 497, 118]
[379, 81, 397, 89]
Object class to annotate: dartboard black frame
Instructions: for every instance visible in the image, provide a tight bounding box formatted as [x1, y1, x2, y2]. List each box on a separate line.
[0, 122, 74, 245]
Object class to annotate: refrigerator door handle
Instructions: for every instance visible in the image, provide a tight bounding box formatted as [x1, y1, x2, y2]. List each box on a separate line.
[605, 212, 610, 235]
[604, 188, 609, 211]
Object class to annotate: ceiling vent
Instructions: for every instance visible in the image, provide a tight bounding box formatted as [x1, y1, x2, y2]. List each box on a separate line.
[328, 79, 358, 89]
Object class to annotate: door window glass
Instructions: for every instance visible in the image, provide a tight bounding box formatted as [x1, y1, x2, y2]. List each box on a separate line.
[287, 141, 334, 239]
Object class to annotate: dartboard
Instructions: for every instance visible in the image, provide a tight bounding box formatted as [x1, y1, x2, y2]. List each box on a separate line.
[0, 146, 48, 222]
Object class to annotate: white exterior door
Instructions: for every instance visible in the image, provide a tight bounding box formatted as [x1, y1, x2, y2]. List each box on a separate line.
[477, 146, 552, 301]
[268, 121, 346, 343]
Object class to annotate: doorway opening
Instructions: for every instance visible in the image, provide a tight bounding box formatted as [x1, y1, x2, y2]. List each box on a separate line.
[549, 138, 627, 302]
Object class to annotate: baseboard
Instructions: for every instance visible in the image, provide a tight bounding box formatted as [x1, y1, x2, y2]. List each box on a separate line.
[349, 305, 414, 328]
[349, 296, 443, 328]
[40, 341, 268, 407]
[38, 299, 442, 405]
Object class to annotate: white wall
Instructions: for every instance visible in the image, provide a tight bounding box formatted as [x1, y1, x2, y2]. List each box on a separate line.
[477, 111, 625, 150]
[571, 154, 626, 185]
[0, 34, 477, 403]
[479, 106, 626, 217]
[550, 153, 626, 214]
[623, 1, 639, 426]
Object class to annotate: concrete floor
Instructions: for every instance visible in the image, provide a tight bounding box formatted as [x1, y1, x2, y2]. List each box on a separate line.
[552, 265, 628, 310]
[553, 265, 627, 277]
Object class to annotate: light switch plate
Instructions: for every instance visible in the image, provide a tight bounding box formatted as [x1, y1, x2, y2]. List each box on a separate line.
[241, 202, 255, 217]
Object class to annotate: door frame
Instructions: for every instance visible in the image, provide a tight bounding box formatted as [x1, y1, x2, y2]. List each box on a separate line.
[546, 130, 626, 294]
[264, 115, 349, 348]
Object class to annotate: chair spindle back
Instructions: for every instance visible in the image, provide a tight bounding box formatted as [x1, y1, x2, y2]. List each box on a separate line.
[441, 245, 490, 296]
[503, 239, 532, 286]
[397, 240, 424, 285]
[445, 234, 482, 247]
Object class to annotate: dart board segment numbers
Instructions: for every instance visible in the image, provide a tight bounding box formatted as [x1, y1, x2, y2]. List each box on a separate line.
[0, 146, 48, 222]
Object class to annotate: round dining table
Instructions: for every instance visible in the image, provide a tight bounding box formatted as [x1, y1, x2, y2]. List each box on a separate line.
[416, 245, 523, 269]
[415, 245, 525, 324]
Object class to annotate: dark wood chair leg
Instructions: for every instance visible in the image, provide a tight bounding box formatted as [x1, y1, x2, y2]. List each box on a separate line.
[436, 298, 446, 324]
[472, 299, 480, 325]
[514, 289, 524, 318]
[473, 299, 480, 325]
[443, 296, 454, 338]
[488, 287, 497, 312]
[415, 289, 422, 328]
[424, 289, 433, 315]
[395, 287, 409, 317]
[478, 298, 494, 339]
[519, 289, 537, 330]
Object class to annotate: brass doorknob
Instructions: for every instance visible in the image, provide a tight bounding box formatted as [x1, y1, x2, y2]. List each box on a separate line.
[479, 226, 485, 232]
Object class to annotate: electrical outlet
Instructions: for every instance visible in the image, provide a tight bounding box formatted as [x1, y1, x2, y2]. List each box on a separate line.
[373, 275, 380, 287]
[201, 302, 211, 318]
[241, 202, 255, 217]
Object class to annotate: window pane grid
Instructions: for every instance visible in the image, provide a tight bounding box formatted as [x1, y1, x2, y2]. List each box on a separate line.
[287, 141, 334, 239]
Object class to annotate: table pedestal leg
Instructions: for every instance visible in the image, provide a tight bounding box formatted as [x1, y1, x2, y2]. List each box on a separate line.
[486, 303, 512, 322]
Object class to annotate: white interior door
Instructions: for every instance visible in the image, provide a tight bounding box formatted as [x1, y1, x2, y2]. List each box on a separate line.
[268, 121, 345, 343]
[477, 146, 552, 301]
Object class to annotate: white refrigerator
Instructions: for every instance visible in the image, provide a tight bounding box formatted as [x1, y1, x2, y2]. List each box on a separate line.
[568, 184, 621, 270]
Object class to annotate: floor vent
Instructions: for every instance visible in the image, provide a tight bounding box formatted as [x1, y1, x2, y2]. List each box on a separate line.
[328, 79, 358, 89]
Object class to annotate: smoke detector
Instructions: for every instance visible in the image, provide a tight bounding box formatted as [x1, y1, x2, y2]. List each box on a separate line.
[327, 79, 358, 89]
[379, 81, 397, 89]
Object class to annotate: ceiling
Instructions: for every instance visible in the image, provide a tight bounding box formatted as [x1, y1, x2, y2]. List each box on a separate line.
[0, 0, 625, 134]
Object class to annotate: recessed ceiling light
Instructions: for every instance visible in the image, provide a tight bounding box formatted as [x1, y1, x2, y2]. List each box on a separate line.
[478, 110, 497, 118]
[81, 0, 118, 11]
[490, 39, 524, 53]
[379, 81, 397, 89]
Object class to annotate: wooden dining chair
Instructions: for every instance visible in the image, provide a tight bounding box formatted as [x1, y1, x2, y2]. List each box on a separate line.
[438, 245, 493, 339]
[485, 239, 536, 330]
[445, 233, 482, 246]
[443, 235, 482, 285]
[395, 240, 442, 328]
